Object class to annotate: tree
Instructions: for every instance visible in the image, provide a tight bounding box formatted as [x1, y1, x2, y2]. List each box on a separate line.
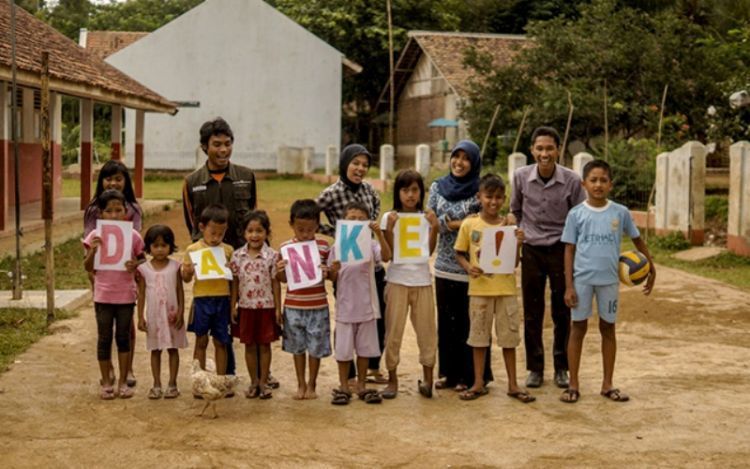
[88, 0, 203, 31]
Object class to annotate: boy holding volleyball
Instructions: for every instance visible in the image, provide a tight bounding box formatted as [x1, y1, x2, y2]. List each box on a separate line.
[560, 160, 655, 403]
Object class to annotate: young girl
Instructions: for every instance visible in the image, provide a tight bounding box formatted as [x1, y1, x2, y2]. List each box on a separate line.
[380, 170, 440, 399]
[84, 159, 143, 389]
[83, 190, 145, 399]
[229, 211, 281, 400]
[136, 225, 188, 399]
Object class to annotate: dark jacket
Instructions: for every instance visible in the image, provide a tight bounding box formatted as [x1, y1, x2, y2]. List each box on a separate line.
[182, 163, 257, 249]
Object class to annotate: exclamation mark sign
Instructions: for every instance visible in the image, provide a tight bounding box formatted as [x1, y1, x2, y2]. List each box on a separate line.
[492, 230, 504, 267]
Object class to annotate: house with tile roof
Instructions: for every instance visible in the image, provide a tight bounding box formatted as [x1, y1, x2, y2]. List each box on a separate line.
[0, 1, 176, 232]
[377, 31, 526, 162]
[95, 0, 358, 170]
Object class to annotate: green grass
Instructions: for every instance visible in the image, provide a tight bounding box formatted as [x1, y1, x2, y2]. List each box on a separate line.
[0, 237, 91, 290]
[62, 177, 184, 201]
[0, 308, 75, 372]
[649, 245, 750, 291]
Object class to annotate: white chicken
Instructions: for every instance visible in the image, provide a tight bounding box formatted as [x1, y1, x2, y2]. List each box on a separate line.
[191, 358, 240, 418]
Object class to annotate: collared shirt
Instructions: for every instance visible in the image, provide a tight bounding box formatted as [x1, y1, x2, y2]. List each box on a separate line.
[229, 244, 278, 310]
[510, 164, 585, 246]
[316, 179, 380, 237]
[183, 239, 234, 298]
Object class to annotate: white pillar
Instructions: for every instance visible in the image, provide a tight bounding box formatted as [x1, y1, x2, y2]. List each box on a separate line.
[507, 152, 527, 190]
[277, 146, 288, 174]
[134, 109, 145, 198]
[415, 144, 430, 178]
[572, 152, 594, 177]
[325, 145, 338, 176]
[728, 141, 750, 256]
[302, 146, 314, 174]
[80, 98, 94, 210]
[379, 144, 394, 180]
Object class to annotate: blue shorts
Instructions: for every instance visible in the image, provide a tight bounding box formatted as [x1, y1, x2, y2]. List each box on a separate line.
[188, 296, 231, 344]
[282, 307, 332, 358]
[571, 282, 619, 324]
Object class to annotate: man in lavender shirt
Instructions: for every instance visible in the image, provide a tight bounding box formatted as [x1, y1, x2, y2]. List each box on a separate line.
[511, 127, 585, 389]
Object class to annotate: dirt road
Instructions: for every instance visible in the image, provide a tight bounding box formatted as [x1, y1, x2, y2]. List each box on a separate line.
[1, 206, 749, 468]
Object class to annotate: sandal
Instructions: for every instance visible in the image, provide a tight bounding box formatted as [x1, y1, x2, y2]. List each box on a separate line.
[331, 389, 352, 406]
[259, 386, 273, 400]
[100, 385, 115, 400]
[507, 390, 536, 403]
[366, 370, 389, 385]
[560, 388, 580, 403]
[266, 375, 280, 389]
[459, 387, 489, 401]
[118, 385, 134, 399]
[147, 387, 163, 400]
[417, 380, 433, 398]
[454, 383, 468, 392]
[358, 389, 382, 404]
[164, 386, 180, 399]
[601, 388, 629, 402]
[244, 386, 260, 399]
[434, 378, 452, 390]
[380, 389, 397, 400]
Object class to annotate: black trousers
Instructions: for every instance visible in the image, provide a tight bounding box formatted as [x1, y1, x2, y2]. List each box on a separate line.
[521, 242, 570, 373]
[435, 277, 493, 386]
[95, 302, 134, 361]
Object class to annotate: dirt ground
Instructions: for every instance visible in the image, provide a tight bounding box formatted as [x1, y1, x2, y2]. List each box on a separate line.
[2, 205, 750, 468]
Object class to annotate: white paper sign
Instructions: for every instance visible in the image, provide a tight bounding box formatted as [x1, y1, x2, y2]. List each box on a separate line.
[189, 247, 232, 280]
[335, 221, 372, 265]
[94, 220, 133, 271]
[478, 225, 517, 274]
[280, 240, 323, 291]
[392, 214, 430, 264]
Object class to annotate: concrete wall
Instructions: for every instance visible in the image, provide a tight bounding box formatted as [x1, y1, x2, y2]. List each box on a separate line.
[728, 141, 750, 256]
[109, 0, 342, 170]
[654, 141, 706, 245]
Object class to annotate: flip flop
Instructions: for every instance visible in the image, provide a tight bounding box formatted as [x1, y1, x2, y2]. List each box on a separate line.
[560, 388, 580, 404]
[100, 385, 115, 400]
[164, 386, 180, 399]
[331, 389, 352, 406]
[454, 383, 468, 392]
[459, 387, 489, 401]
[147, 387, 163, 400]
[266, 375, 280, 389]
[259, 386, 273, 400]
[601, 388, 629, 402]
[507, 390, 535, 403]
[434, 378, 452, 390]
[244, 386, 260, 399]
[358, 389, 383, 404]
[380, 389, 397, 400]
[417, 380, 433, 398]
[118, 385, 134, 399]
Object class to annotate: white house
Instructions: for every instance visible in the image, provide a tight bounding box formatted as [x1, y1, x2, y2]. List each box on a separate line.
[101, 0, 350, 170]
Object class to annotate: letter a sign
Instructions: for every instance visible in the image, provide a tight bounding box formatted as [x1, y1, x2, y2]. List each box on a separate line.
[280, 240, 323, 291]
[94, 220, 133, 271]
[393, 214, 429, 264]
[335, 221, 372, 265]
[189, 247, 233, 280]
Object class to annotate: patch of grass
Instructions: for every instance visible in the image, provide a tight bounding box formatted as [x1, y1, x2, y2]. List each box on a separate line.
[61, 177, 184, 201]
[0, 308, 75, 372]
[0, 237, 91, 290]
[651, 249, 750, 291]
[650, 232, 692, 251]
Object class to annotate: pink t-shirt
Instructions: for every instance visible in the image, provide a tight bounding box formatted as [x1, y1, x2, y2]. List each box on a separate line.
[83, 229, 145, 304]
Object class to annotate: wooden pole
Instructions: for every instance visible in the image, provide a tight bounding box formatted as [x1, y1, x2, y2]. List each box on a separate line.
[603, 79, 609, 161]
[41, 51, 54, 323]
[10, 0, 22, 300]
[386, 0, 395, 146]
[480, 104, 501, 158]
[512, 106, 531, 154]
[645, 84, 669, 241]
[561, 91, 574, 166]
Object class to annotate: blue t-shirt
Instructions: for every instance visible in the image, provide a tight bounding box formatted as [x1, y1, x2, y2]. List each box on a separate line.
[561, 201, 640, 285]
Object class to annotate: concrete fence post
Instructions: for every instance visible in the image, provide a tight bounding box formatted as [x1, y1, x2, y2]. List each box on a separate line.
[325, 145, 338, 177]
[380, 144, 394, 180]
[277, 146, 289, 175]
[728, 141, 750, 256]
[302, 146, 314, 174]
[507, 152, 527, 189]
[654, 141, 706, 245]
[415, 144, 431, 178]
[572, 152, 594, 177]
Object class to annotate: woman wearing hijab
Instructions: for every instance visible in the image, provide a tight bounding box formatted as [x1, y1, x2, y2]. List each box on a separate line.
[317, 144, 386, 380]
[427, 140, 493, 391]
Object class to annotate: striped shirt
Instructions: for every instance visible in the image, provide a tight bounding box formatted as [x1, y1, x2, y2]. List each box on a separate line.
[281, 237, 330, 310]
[316, 179, 380, 237]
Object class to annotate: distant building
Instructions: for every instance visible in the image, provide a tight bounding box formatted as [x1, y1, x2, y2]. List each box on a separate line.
[376, 31, 526, 162]
[87, 0, 359, 170]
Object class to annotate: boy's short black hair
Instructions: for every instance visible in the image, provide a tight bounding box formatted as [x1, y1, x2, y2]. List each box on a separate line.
[143, 224, 177, 254]
[530, 126, 561, 147]
[344, 201, 370, 217]
[290, 199, 321, 223]
[199, 203, 229, 226]
[200, 117, 234, 149]
[582, 159, 613, 180]
[96, 189, 126, 210]
[392, 169, 425, 212]
[478, 173, 506, 194]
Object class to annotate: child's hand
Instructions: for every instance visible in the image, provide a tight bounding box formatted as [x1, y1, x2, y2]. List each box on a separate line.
[275, 308, 283, 328]
[182, 262, 195, 277]
[330, 260, 341, 276]
[386, 211, 399, 232]
[369, 221, 382, 236]
[125, 259, 139, 273]
[468, 266, 484, 278]
[515, 228, 525, 243]
[425, 210, 439, 229]
[231, 307, 238, 325]
[564, 286, 578, 308]
[506, 213, 518, 225]
[174, 315, 184, 330]
[89, 236, 102, 251]
[276, 259, 288, 273]
[137, 318, 147, 332]
[321, 263, 330, 279]
[643, 264, 656, 296]
[446, 216, 463, 231]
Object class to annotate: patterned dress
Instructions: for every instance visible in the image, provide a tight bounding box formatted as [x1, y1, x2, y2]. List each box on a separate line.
[137, 259, 189, 351]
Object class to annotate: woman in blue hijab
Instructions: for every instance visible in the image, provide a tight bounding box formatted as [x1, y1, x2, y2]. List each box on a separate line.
[427, 140, 493, 390]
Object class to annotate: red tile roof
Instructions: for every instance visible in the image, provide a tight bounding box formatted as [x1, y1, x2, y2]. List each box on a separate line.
[0, 3, 175, 113]
[84, 31, 149, 59]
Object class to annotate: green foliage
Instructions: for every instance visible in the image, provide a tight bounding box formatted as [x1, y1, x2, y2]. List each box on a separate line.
[605, 138, 658, 209]
[61, 122, 79, 166]
[651, 232, 691, 251]
[88, 0, 203, 31]
[0, 237, 90, 290]
[0, 308, 75, 373]
[705, 195, 729, 224]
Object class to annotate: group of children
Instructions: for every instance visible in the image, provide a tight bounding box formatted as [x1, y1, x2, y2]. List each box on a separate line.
[84, 153, 654, 406]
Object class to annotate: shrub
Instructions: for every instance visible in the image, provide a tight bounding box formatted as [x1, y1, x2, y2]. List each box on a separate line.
[652, 231, 691, 251]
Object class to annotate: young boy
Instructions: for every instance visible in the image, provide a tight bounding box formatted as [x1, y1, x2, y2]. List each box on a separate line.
[276, 199, 333, 400]
[182, 204, 235, 381]
[328, 201, 392, 405]
[560, 159, 655, 404]
[455, 174, 535, 403]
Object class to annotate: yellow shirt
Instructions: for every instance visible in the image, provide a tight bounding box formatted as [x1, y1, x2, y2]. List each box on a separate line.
[454, 216, 517, 297]
[183, 240, 234, 298]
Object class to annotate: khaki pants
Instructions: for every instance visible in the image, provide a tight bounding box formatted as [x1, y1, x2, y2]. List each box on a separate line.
[384, 283, 437, 370]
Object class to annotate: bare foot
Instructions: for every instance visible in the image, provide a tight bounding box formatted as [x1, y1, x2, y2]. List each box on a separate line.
[293, 384, 307, 400]
[304, 385, 318, 400]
